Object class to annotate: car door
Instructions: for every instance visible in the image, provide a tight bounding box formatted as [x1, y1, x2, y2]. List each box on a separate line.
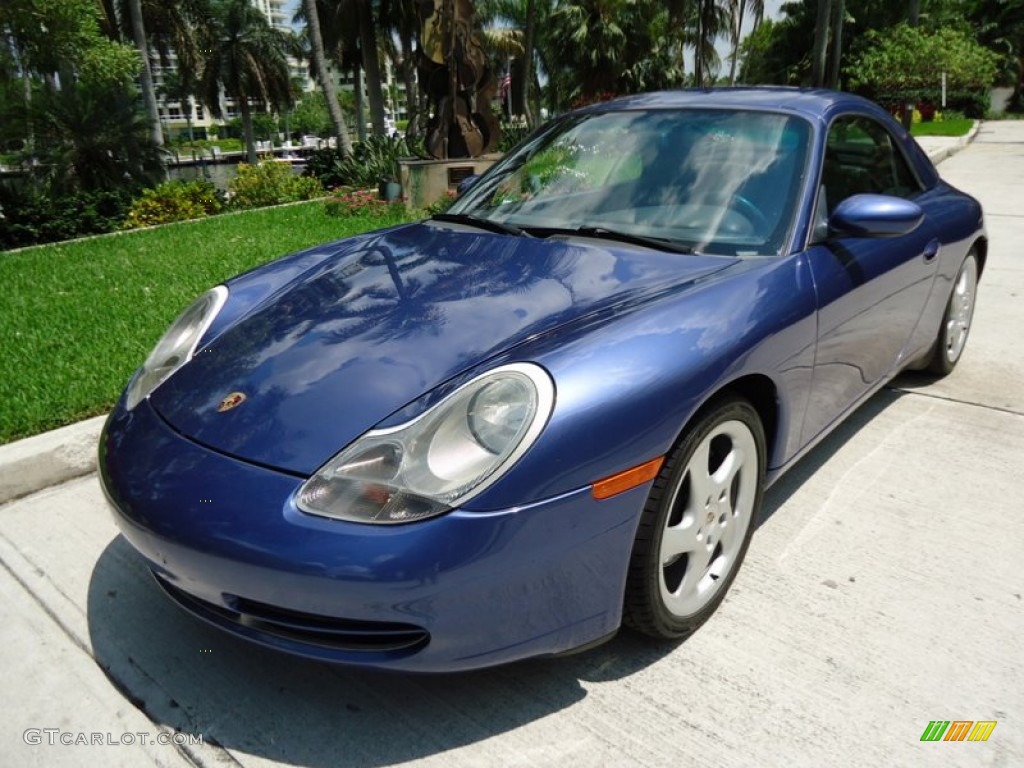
[801, 114, 939, 444]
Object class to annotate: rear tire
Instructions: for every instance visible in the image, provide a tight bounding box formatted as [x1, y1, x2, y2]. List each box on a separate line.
[926, 251, 978, 376]
[623, 397, 766, 639]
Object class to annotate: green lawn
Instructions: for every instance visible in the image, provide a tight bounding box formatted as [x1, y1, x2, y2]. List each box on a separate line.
[0, 201, 415, 443]
[910, 118, 975, 137]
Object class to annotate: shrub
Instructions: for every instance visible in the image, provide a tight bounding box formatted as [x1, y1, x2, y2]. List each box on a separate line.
[423, 189, 458, 216]
[0, 186, 132, 250]
[847, 25, 999, 118]
[324, 188, 401, 218]
[229, 162, 324, 209]
[122, 180, 222, 229]
[305, 134, 411, 189]
[498, 118, 532, 152]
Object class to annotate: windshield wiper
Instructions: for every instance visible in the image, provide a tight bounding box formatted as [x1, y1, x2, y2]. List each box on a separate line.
[429, 212, 529, 237]
[530, 225, 693, 254]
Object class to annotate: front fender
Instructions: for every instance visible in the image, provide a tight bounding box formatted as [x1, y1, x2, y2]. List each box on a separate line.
[466, 254, 819, 511]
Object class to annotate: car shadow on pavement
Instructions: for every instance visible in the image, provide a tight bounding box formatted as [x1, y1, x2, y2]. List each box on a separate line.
[86, 535, 678, 766]
[756, 386, 908, 528]
[86, 386, 909, 767]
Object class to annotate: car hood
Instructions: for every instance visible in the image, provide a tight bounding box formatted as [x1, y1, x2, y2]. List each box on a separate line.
[150, 222, 733, 475]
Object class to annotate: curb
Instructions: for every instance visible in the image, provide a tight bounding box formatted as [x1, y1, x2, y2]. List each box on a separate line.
[0, 415, 107, 505]
[927, 120, 981, 165]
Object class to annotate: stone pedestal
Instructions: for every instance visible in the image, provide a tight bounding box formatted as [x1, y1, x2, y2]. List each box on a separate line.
[398, 155, 501, 210]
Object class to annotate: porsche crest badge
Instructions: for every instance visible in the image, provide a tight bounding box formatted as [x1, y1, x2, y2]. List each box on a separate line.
[216, 392, 247, 412]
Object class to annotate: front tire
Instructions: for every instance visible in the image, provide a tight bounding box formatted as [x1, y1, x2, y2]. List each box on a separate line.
[624, 397, 766, 640]
[927, 251, 979, 375]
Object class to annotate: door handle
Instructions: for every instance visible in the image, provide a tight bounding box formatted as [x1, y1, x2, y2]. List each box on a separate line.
[922, 239, 940, 263]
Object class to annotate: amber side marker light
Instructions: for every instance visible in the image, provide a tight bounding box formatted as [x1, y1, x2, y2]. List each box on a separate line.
[591, 456, 665, 500]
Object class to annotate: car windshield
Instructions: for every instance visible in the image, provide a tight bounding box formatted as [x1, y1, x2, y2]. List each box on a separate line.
[449, 108, 811, 256]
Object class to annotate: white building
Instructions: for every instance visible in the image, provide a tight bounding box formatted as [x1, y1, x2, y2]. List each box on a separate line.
[153, 0, 408, 143]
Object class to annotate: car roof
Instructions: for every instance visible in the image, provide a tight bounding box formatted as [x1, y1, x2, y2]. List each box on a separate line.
[580, 87, 879, 122]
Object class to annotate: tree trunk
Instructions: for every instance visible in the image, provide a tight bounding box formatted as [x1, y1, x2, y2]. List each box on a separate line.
[729, 0, 747, 85]
[240, 97, 258, 165]
[303, 0, 353, 156]
[400, 26, 418, 142]
[827, 0, 844, 90]
[519, 0, 537, 126]
[668, 0, 687, 80]
[355, 64, 367, 142]
[128, 0, 164, 149]
[694, 3, 703, 86]
[811, 0, 832, 87]
[902, 0, 921, 128]
[358, 0, 387, 135]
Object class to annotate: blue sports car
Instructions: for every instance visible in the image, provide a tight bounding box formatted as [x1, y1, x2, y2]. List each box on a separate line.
[100, 88, 984, 672]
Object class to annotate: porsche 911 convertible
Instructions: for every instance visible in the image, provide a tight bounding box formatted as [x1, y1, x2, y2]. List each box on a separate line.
[100, 88, 984, 672]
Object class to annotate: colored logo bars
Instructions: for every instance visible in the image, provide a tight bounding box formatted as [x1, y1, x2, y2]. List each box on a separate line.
[920, 721, 997, 742]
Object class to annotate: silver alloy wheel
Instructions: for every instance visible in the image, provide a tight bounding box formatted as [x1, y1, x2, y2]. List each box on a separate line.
[943, 254, 978, 365]
[658, 419, 758, 618]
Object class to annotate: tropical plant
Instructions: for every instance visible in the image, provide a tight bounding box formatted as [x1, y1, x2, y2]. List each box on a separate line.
[305, 134, 411, 189]
[27, 79, 166, 195]
[98, 0, 218, 148]
[692, 0, 731, 86]
[200, 0, 295, 164]
[968, 0, 1024, 109]
[544, 0, 689, 107]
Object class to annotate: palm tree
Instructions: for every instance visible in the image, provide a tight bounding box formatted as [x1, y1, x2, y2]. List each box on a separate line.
[379, 0, 421, 138]
[728, 0, 764, 84]
[302, 0, 354, 155]
[356, 0, 387, 135]
[692, 0, 731, 86]
[201, 0, 294, 164]
[297, 0, 388, 137]
[126, 0, 164, 148]
[548, 0, 631, 104]
[30, 78, 165, 194]
[476, 0, 546, 124]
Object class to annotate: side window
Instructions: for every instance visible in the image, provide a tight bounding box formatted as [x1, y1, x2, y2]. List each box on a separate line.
[821, 116, 921, 215]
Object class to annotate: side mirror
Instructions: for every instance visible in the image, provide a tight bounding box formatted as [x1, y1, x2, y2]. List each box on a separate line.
[457, 174, 480, 195]
[828, 194, 924, 238]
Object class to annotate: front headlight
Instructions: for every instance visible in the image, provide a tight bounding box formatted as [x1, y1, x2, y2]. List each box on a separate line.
[125, 286, 228, 411]
[297, 363, 555, 524]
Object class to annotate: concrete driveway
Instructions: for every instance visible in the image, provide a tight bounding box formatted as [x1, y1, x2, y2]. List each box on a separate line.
[2, 123, 1022, 768]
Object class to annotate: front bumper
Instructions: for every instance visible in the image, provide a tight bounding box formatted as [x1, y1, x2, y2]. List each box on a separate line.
[99, 400, 648, 672]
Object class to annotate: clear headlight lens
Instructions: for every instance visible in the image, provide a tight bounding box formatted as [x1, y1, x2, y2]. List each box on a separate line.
[125, 286, 228, 410]
[297, 363, 555, 524]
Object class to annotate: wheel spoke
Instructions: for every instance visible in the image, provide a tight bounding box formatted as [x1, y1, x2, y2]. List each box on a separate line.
[660, 522, 698, 564]
[687, 439, 715, 508]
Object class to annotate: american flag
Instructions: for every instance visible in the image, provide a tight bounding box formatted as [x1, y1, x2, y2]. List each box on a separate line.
[499, 73, 512, 98]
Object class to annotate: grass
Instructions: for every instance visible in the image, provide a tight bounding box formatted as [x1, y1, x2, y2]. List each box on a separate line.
[910, 118, 975, 137]
[0, 200, 415, 443]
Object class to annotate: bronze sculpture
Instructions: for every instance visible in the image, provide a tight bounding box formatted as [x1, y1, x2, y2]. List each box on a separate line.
[417, 0, 500, 158]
